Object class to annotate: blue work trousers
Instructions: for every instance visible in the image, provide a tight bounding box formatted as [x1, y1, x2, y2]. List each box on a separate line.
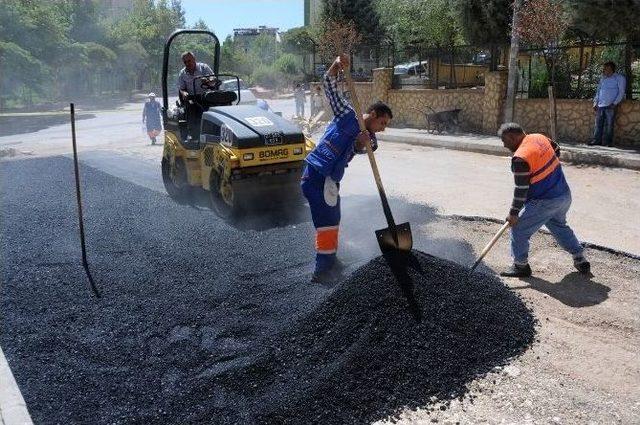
[301, 165, 340, 273]
[593, 106, 616, 146]
[511, 193, 584, 265]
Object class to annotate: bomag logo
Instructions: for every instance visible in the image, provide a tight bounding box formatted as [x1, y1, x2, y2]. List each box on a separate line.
[259, 148, 288, 159]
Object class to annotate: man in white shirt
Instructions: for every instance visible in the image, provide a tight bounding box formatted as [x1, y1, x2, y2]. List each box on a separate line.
[590, 61, 626, 147]
[177, 51, 215, 140]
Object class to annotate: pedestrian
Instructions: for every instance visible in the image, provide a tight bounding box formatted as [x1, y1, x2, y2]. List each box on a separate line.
[590, 61, 626, 147]
[142, 92, 162, 145]
[310, 85, 324, 117]
[301, 54, 393, 283]
[294, 83, 305, 118]
[498, 122, 590, 277]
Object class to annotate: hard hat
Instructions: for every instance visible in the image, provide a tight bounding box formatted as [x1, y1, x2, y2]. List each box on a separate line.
[148, 92, 156, 97]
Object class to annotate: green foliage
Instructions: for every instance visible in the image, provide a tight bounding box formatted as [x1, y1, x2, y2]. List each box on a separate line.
[321, 0, 384, 42]
[376, 0, 462, 48]
[281, 26, 316, 55]
[452, 0, 511, 46]
[251, 64, 282, 88]
[566, 0, 640, 41]
[275, 53, 299, 75]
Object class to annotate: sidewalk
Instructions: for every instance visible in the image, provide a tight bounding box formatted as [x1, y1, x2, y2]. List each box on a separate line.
[378, 128, 640, 171]
[0, 348, 32, 425]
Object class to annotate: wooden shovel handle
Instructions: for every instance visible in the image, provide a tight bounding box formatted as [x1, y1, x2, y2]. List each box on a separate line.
[471, 221, 510, 271]
[343, 68, 396, 228]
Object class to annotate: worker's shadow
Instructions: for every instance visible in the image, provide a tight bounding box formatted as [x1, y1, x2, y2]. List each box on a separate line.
[512, 272, 610, 307]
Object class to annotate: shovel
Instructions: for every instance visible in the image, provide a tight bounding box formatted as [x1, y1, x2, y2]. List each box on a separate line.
[343, 66, 413, 254]
[470, 221, 510, 272]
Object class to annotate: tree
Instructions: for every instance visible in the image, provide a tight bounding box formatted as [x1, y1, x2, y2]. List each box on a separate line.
[321, 0, 384, 44]
[317, 19, 362, 61]
[516, 0, 569, 85]
[452, 0, 512, 70]
[281, 26, 317, 55]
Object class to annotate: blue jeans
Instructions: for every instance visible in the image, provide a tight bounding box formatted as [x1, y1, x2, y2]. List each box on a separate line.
[593, 106, 615, 146]
[511, 193, 584, 265]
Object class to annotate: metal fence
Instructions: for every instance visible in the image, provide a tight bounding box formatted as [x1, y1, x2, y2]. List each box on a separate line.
[515, 41, 639, 100]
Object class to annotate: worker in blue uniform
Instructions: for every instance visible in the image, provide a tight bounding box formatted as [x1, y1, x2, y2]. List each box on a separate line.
[302, 54, 393, 283]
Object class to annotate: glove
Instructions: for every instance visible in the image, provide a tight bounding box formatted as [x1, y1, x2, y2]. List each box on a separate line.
[323, 177, 339, 207]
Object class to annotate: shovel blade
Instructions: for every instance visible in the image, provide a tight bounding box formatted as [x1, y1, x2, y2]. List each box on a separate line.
[375, 222, 413, 254]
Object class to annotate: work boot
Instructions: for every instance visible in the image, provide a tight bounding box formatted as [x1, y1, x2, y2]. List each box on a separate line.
[151, 137, 156, 145]
[573, 256, 591, 274]
[500, 263, 532, 278]
[311, 266, 342, 284]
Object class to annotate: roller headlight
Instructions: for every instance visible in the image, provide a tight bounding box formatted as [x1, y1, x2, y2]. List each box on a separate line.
[293, 147, 303, 155]
[243, 153, 254, 160]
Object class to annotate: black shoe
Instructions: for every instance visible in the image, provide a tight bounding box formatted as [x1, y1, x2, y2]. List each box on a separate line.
[574, 257, 591, 274]
[500, 263, 532, 278]
[311, 264, 343, 283]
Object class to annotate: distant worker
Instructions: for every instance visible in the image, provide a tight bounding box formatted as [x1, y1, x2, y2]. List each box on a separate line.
[590, 61, 626, 147]
[302, 54, 393, 283]
[498, 123, 590, 277]
[294, 83, 305, 118]
[177, 51, 215, 139]
[142, 92, 162, 145]
[310, 85, 324, 117]
[257, 99, 270, 112]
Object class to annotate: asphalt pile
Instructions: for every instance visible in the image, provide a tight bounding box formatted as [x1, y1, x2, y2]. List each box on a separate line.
[175, 251, 536, 424]
[2, 157, 535, 424]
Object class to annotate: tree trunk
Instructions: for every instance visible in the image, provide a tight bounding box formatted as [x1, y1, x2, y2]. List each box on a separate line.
[548, 85, 557, 141]
[504, 0, 522, 122]
[624, 38, 633, 100]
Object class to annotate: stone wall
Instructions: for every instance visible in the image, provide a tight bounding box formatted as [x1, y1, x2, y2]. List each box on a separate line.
[386, 89, 484, 130]
[316, 68, 640, 146]
[515, 98, 640, 144]
[482, 71, 508, 134]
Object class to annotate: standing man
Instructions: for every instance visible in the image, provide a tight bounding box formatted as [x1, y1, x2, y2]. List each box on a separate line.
[590, 61, 626, 147]
[294, 83, 306, 118]
[498, 123, 590, 277]
[301, 54, 393, 283]
[142, 92, 162, 145]
[177, 51, 215, 139]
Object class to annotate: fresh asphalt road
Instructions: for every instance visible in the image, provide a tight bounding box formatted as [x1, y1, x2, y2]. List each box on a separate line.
[2, 100, 639, 424]
[2, 97, 638, 255]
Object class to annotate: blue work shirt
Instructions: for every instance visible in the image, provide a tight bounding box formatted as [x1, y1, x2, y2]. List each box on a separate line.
[305, 109, 376, 182]
[593, 73, 626, 107]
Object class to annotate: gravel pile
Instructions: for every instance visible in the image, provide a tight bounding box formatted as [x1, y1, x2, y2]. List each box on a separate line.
[171, 252, 536, 424]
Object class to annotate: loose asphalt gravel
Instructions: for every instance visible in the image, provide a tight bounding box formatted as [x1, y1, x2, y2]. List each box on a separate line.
[1, 156, 535, 424]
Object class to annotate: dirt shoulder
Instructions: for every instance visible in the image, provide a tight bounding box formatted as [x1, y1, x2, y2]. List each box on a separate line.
[382, 218, 640, 424]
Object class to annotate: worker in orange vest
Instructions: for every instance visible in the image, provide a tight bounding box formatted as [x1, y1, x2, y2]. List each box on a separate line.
[498, 123, 590, 277]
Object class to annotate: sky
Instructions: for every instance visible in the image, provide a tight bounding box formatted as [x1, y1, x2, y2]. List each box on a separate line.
[181, 0, 304, 41]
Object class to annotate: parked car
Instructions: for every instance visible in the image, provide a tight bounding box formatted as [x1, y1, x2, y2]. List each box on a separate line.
[394, 61, 428, 76]
[219, 79, 258, 105]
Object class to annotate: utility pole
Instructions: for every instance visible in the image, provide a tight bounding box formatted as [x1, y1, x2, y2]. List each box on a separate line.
[504, 0, 523, 123]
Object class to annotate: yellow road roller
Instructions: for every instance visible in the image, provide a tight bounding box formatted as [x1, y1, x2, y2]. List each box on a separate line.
[160, 29, 315, 217]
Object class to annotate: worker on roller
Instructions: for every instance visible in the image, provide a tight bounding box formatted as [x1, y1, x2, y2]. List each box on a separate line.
[302, 54, 393, 283]
[498, 123, 590, 277]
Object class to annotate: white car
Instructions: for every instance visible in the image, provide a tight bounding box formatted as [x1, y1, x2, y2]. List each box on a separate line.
[219, 79, 257, 105]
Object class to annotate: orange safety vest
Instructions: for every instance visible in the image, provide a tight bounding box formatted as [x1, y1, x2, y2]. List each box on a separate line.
[514, 134, 560, 184]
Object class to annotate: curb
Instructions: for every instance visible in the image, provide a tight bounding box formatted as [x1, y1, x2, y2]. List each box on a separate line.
[378, 133, 640, 171]
[0, 347, 33, 425]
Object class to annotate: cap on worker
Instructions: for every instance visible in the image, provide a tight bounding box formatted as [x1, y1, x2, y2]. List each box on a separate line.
[148, 92, 156, 98]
